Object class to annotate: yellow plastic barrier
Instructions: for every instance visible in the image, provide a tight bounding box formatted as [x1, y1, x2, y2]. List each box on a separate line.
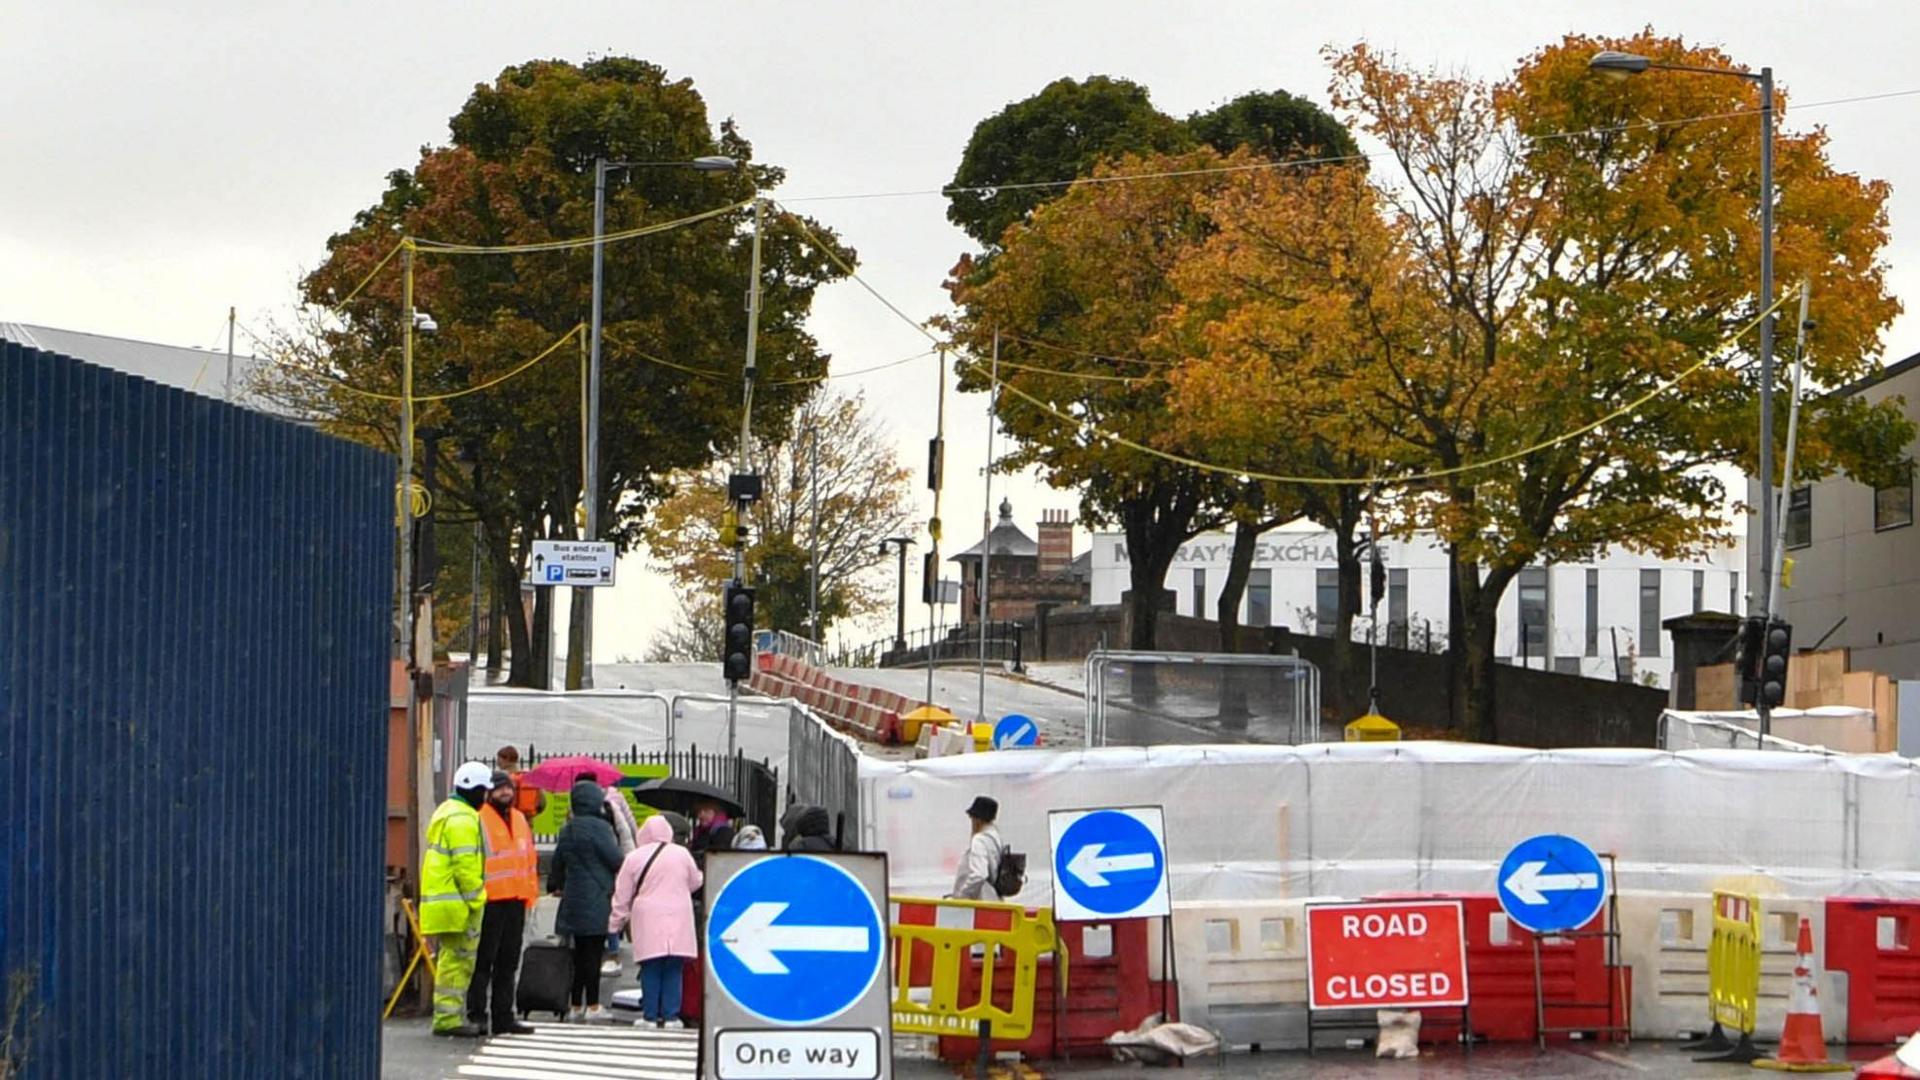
[889, 896, 1063, 1040]
[1708, 890, 1763, 1035]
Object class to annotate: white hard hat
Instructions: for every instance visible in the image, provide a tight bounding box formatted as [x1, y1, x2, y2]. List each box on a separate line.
[453, 761, 493, 792]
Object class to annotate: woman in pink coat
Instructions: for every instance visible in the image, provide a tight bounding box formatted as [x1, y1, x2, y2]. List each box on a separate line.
[608, 814, 703, 1027]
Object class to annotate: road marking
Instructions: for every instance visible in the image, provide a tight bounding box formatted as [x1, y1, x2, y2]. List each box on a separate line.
[450, 1023, 696, 1080]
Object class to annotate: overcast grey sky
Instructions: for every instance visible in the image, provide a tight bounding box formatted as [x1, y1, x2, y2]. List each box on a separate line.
[7, 1, 1917, 659]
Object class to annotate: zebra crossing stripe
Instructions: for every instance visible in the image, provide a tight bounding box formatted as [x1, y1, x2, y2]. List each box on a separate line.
[449, 1023, 698, 1080]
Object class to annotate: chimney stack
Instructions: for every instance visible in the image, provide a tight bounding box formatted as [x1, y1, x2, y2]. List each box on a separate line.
[1037, 509, 1072, 577]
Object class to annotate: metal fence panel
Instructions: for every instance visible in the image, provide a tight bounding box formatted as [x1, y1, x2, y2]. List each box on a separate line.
[1, 342, 392, 1078]
[787, 703, 862, 846]
[1085, 649, 1323, 747]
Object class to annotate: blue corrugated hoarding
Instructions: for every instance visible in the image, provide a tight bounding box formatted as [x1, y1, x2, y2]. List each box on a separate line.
[1, 340, 392, 1077]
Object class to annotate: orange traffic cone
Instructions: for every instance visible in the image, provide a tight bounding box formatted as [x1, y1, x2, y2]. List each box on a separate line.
[1754, 916, 1850, 1072]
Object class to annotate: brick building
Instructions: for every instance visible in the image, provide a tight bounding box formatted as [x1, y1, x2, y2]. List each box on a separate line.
[951, 500, 1088, 625]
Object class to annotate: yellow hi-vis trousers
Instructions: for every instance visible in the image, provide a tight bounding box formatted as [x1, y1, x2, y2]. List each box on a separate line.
[431, 920, 483, 1031]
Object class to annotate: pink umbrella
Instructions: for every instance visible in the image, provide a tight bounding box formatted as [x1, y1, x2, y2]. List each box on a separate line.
[517, 755, 622, 792]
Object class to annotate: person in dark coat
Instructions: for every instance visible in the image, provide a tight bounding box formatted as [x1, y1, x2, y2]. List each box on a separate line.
[689, 800, 735, 868]
[547, 780, 624, 1021]
[782, 805, 838, 853]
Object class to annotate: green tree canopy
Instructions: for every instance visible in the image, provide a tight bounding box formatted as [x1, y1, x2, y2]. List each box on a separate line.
[278, 57, 853, 686]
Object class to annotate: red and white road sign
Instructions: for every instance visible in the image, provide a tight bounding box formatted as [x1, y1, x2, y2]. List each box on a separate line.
[1306, 899, 1469, 1010]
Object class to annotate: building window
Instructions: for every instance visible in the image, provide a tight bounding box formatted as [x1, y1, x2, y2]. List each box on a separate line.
[1315, 568, 1338, 638]
[1640, 569, 1662, 658]
[1730, 571, 1740, 616]
[1786, 486, 1812, 549]
[1875, 467, 1913, 531]
[1585, 569, 1599, 657]
[1192, 569, 1206, 619]
[1387, 568, 1408, 648]
[1247, 569, 1271, 629]
[1692, 569, 1704, 613]
[1518, 567, 1548, 660]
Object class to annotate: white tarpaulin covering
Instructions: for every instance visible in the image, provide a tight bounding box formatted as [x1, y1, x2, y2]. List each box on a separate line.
[858, 741, 1920, 903]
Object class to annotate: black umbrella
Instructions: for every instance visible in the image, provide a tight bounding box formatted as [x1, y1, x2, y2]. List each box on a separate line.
[630, 776, 743, 818]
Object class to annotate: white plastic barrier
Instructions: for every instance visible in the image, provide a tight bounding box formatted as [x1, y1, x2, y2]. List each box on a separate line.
[858, 742, 1920, 904]
[1168, 899, 1313, 1049]
[1616, 891, 1845, 1042]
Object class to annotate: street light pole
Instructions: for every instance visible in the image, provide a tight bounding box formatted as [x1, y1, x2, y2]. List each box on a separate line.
[1589, 50, 1779, 729]
[726, 194, 766, 761]
[580, 159, 610, 689]
[977, 330, 998, 723]
[584, 154, 739, 690]
[809, 424, 820, 644]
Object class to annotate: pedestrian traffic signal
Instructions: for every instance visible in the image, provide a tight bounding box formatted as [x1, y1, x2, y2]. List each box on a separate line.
[1760, 619, 1793, 708]
[722, 584, 756, 682]
[1734, 615, 1766, 706]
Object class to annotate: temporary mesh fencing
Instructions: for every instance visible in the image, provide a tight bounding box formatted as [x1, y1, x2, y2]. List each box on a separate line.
[854, 740, 1920, 903]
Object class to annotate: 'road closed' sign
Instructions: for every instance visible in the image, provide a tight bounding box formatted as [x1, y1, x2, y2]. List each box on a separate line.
[1306, 899, 1469, 1010]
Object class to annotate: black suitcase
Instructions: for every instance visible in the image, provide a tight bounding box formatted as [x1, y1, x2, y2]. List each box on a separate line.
[516, 942, 573, 1020]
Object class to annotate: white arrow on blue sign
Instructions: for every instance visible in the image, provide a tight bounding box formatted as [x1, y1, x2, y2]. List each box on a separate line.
[992, 713, 1039, 749]
[707, 856, 886, 1025]
[1495, 833, 1607, 935]
[1047, 806, 1171, 922]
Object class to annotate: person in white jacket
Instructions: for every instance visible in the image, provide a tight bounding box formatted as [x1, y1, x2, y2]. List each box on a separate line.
[948, 796, 1004, 901]
[601, 784, 640, 975]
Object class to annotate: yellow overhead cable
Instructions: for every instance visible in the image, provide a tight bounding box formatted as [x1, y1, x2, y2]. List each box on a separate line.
[329, 239, 406, 309]
[262, 323, 586, 403]
[971, 294, 1794, 487]
[409, 199, 750, 255]
[615, 339, 937, 386]
[990, 356, 1148, 382]
[779, 198, 1798, 487]
[997, 331, 1172, 367]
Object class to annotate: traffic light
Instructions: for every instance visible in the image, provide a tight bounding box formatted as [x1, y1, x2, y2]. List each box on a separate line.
[1369, 544, 1386, 609]
[1759, 618, 1793, 708]
[1734, 615, 1766, 705]
[722, 583, 756, 682]
[921, 551, 938, 604]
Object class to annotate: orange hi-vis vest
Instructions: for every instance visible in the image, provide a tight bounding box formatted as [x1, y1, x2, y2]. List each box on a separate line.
[479, 804, 538, 906]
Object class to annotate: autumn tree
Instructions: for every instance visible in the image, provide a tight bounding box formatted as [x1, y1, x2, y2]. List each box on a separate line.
[1322, 34, 1910, 739]
[947, 80, 1358, 660]
[274, 57, 852, 687]
[948, 150, 1264, 659]
[1160, 163, 1419, 714]
[643, 390, 914, 640]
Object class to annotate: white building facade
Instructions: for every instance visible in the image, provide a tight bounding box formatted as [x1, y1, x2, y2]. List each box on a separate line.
[1089, 521, 1746, 688]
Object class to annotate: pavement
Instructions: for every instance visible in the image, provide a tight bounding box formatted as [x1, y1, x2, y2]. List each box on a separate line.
[383, 1022, 1894, 1078]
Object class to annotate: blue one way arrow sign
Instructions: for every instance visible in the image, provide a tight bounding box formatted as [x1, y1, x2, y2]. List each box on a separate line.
[992, 713, 1039, 750]
[1048, 806, 1170, 922]
[1496, 833, 1607, 935]
[707, 855, 886, 1026]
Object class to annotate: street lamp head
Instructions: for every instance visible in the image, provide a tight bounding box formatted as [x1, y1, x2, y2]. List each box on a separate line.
[690, 155, 742, 173]
[412, 311, 438, 335]
[1589, 50, 1652, 80]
